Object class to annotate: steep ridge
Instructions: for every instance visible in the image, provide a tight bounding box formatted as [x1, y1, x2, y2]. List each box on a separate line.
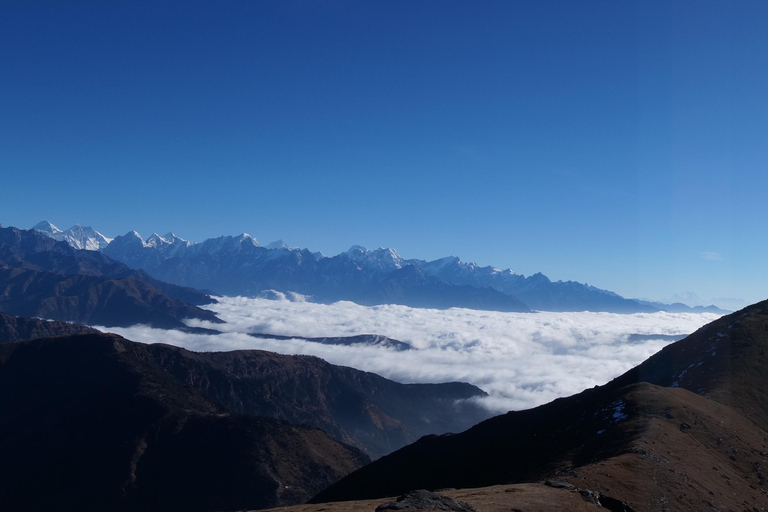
[312, 300, 768, 511]
[0, 267, 220, 329]
[0, 311, 97, 342]
[0, 333, 368, 512]
[132, 342, 490, 458]
[609, 298, 768, 428]
[0, 226, 221, 328]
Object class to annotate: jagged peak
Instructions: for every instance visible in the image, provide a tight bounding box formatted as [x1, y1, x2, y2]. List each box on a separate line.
[427, 255, 461, 267]
[529, 272, 552, 283]
[162, 232, 189, 243]
[346, 245, 368, 254]
[375, 246, 401, 258]
[111, 230, 147, 247]
[266, 240, 289, 250]
[197, 233, 260, 253]
[145, 233, 165, 248]
[236, 233, 259, 246]
[33, 220, 62, 234]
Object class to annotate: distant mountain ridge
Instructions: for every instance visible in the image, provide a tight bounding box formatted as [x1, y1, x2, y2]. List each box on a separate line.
[100, 229, 531, 312]
[31, 220, 728, 314]
[416, 256, 657, 313]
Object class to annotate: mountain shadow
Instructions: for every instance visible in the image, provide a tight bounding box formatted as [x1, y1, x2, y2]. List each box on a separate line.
[127, 340, 490, 458]
[0, 333, 369, 512]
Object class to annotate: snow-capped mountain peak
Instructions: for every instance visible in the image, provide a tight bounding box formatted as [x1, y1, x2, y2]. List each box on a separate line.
[33, 221, 112, 250]
[236, 233, 259, 246]
[197, 233, 260, 254]
[345, 245, 368, 256]
[25, 220, 671, 313]
[266, 240, 290, 250]
[127, 230, 145, 242]
[33, 220, 62, 235]
[145, 233, 166, 248]
[343, 245, 404, 270]
[163, 232, 191, 244]
[105, 230, 149, 251]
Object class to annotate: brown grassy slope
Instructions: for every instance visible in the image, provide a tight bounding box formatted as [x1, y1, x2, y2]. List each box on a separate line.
[262, 484, 600, 512]
[568, 383, 768, 511]
[311, 300, 768, 512]
[609, 298, 768, 429]
[298, 383, 768, 512]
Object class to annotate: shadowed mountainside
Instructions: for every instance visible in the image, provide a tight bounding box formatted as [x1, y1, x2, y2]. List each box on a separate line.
[312, 300, 768, 511]
[134, 341, 490, 458]
[0, 333, 369, 512]
[0, 226, 221, 329]
[0, 266, 221, 330]
[0, 311, 98, 342]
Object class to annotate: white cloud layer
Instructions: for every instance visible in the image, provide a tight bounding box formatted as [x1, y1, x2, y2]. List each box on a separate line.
[97, 296, 721, 413]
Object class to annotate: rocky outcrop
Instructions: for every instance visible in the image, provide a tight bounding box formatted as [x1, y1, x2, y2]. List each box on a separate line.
[375, 490, 476, 511]
[545, 481, 636, 511]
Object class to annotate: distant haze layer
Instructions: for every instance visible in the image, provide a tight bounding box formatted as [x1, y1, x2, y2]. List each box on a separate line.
[101, 296, 721, 412]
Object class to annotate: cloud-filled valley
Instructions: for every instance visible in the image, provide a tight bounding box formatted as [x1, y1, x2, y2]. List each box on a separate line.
[100, 296, 721, 412]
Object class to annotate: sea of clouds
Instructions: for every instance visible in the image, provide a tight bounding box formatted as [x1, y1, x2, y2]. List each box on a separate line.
[99, 296, 721, 413]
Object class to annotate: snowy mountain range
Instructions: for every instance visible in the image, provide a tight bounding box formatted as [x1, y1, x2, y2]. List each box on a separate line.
[31, 221, 727, 314]
[33, 220, 113, 250]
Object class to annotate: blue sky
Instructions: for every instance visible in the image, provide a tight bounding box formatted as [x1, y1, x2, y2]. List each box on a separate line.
[2, 1, 767, 308]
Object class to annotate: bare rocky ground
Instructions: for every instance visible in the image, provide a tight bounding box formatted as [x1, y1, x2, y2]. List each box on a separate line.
[259, 484, 600, 512]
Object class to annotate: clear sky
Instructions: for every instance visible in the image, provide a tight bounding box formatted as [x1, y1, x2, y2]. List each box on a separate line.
[2, 1, 767, 308]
